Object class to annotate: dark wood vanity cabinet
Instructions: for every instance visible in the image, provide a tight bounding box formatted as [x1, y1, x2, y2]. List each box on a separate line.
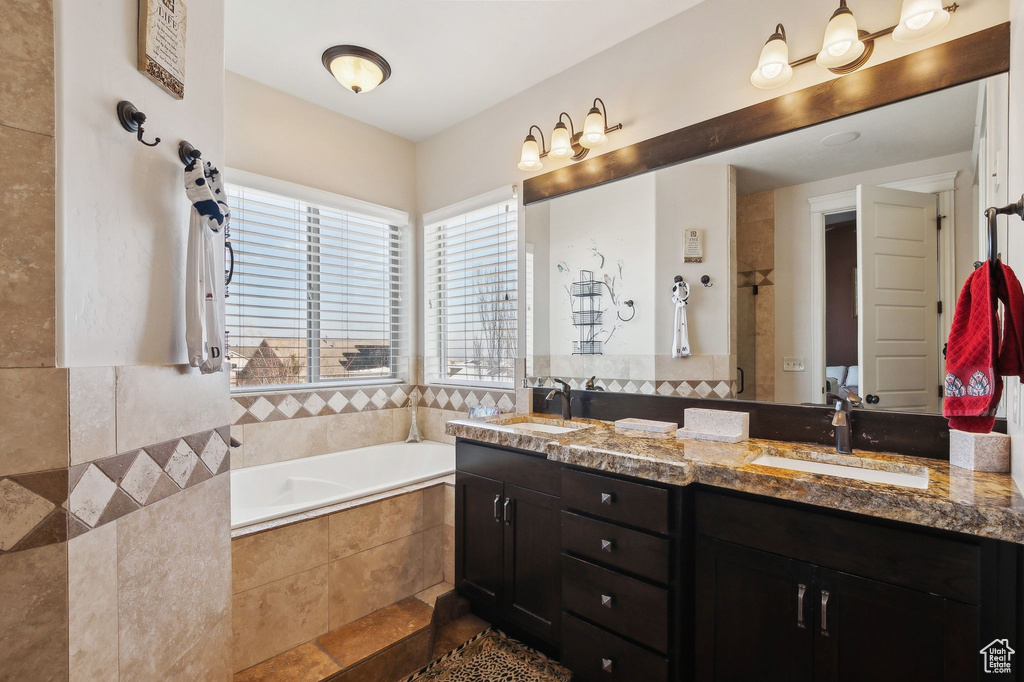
[695, 490, 991, 681]
[454, 440, 561, 645]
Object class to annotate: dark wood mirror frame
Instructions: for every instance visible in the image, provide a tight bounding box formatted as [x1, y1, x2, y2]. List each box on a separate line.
[523, 22, 1010, 205]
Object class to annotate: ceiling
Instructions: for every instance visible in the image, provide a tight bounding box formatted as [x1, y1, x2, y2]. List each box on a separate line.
[225, 0, 706, 142]
[701, 80, 982, 195]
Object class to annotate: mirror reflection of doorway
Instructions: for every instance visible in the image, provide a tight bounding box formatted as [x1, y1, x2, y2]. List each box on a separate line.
[825, 211, 858, 401]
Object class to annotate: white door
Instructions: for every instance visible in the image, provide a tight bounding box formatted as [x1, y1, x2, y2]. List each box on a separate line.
[856, 185, 939, 412]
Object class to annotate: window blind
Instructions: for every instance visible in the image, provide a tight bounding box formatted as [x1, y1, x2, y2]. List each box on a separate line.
[425, 197, 518, 387]
[226, 183, 404, 389]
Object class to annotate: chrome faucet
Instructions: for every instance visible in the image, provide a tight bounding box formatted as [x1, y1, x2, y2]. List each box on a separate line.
[545, 379, 572, 420]
[831, 386, 863, 454]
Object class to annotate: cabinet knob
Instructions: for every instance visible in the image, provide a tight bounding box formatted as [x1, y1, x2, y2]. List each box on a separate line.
[600, 492, 614, 505]
[600, 593, 614, 608]
[601, 657, 614, 673]
[600, 538, 614, 552]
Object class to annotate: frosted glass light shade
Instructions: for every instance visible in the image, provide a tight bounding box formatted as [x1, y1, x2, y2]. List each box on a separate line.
[518, 135, 543, 172]
[750, 33, 792, 89]
[550, 122, 574, 159]
[816, 7, 865, 69]
[579, 108, 607, 149]
[892, 0, 950, 42]
[322, 46, 392, 95]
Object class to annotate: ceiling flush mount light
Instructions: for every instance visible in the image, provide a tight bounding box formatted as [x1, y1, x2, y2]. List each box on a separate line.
[516, 98, 622, 172]
[816, 1, 870, 73]
[321, 45, 392, 94]
[751, 24, 793, 89]
[893, 0, 951, 42]
[750, 2, 957, 89]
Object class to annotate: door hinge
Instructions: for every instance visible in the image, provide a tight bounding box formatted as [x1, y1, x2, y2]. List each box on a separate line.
[939, 384, 944, 399]
[937, 215, 945, 231]
[937, 300, 943, 314]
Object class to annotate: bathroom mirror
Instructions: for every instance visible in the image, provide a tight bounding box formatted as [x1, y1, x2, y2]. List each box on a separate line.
[524, 73, 1009, 416]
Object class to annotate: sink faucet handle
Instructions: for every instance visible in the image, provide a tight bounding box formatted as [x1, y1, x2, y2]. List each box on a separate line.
[838, 385, 862, 406]
[553, 378, 571, 393]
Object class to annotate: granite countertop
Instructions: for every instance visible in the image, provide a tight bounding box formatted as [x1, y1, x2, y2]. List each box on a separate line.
[445, 414, 1024, 545]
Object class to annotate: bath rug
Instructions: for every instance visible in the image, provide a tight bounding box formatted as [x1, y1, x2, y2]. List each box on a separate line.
[402, 628, 572, 682]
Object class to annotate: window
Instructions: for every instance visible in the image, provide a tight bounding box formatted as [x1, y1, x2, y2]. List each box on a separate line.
[425, 194, 518, 387]
[226, 175, 406, 390]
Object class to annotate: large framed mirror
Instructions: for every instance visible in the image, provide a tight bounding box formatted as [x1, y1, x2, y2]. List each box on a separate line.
[524, 71, 1009, 417]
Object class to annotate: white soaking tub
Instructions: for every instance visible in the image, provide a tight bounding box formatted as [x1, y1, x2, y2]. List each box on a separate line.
[231, 440, 455, 529]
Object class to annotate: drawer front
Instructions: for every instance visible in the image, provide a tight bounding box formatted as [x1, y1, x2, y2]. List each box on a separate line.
[561, 468, 669, 534]
[561, 556, 669, 653]
[561, 511, 670, 584]
[457, 440, 560, 496]
[561, 613, 669, 682]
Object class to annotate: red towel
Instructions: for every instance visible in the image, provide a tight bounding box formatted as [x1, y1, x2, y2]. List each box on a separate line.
[944, 261, 1024, 432]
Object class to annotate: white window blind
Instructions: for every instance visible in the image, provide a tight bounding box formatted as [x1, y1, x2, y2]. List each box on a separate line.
[226, 183, 404, 389]
[425, 197, 518, 387]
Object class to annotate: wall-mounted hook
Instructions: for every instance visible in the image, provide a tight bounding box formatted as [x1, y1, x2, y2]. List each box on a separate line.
[178, 140, 202, 166]
[116, 100, 160, 147]
[617, 299, 636, 322]
[700, 275, 713, 287]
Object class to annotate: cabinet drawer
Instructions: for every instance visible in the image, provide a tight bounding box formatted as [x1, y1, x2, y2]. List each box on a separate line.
[561, 468, 669, 534]
[457, 440, 560, 496]
[561, 556, 669, 653]
[561, 511, 670, 584]
[561, 613, 668, 682]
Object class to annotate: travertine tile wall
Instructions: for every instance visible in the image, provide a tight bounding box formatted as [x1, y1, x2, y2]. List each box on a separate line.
[736, 190, 776, 402]
[230, 485, 448, 673]
[0, 2, 69, 679]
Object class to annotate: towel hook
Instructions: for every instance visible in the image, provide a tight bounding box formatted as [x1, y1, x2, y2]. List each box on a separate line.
[178, 140, 202, 166]
[116, 100, 160, 147]
[977, 194, 1024, 272]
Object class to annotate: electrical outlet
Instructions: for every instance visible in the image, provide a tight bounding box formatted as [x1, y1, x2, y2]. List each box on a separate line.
[783, 357, 805, 372]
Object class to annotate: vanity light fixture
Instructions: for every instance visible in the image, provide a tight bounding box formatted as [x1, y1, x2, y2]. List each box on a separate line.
[750, 24, 793, 89]
[517, 98, 622, 172]
[321, 45, 392, 94]
[751, 1, 957, 88]
[893, 0, 951, 42]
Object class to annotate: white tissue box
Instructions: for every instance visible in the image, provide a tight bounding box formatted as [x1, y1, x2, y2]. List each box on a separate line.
[949, 429, 1010, 472]
[677, 408, 749, 443]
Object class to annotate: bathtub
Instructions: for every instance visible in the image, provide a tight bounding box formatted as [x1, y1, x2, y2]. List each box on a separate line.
[231, 440, 455, 529]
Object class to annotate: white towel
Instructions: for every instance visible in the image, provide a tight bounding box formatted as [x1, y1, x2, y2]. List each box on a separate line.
[184, 161, 228, 374]
[672, 279, 691, 358]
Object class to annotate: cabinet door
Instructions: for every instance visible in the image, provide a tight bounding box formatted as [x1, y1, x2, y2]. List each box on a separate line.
[455, 471, 504, 612]
[815, 569, 978, 682]
[503, 483, 561, 644]
[696, 537, 814, 682]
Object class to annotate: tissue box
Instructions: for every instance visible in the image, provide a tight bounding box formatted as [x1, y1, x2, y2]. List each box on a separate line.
[677, 408, 749, 443]
[949, 429, 1010, 472]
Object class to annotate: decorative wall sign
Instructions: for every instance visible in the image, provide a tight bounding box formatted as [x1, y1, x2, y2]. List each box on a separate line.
[684, 229, 704, 263]
[137, 0, 187, 99]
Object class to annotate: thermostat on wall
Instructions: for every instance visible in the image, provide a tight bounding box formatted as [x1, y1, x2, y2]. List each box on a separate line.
[684, 229, 703, 263]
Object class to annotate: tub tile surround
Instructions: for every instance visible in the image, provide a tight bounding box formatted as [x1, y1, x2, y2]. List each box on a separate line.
[231, 484, 452, 672]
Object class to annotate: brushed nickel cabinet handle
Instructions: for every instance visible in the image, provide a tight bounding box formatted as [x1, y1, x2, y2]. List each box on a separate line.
[820, 590, 831, 635]
[601, 657, 614, 673]
[601, 492, 614, 505]
[600, 539, 614, 552]
[493, 494, 501, 523]
[503, 498, 513, 525]
[601, 593, 614, 608]
[796, 583, 806, 629]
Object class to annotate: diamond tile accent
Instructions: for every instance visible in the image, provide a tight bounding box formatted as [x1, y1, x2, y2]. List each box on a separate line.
[371, 388, 389, 409]
[695, 381, 713, 398]
[464, 392, 479, 408]
[714, 381, 733, 398]
[230, 399, 248, 424]
[277, 394, 302, 418]
[303, 392, 327, 415]
[435, 389, 450, 409]
[497, 394, 515, 412]
[120, 452, 163, 505]
[349, 390, 370, 411]
[164, 441, 198, 488]
[0, 479, 55, 551]
[656, 381, 675, 396]
[201, 435, 229, 474]
[328, 392, 349, 413]
[390, 386, 408, 407]
[449, 391, 464, 410]
[249, 397, 276, 421]
[69, 465, 117, 527]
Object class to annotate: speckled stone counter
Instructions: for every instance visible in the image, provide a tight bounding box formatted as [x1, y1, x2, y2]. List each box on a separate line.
[446, 414, 1024, 545]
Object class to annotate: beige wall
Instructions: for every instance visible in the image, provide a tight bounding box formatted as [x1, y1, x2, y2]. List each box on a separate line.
[773, 151, 975, 405]
[1008, 7, 1024, 491]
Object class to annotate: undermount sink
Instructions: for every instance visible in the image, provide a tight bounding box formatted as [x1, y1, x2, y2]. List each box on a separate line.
[751, 454, 929, 490]
[509, 422, 583, 435]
